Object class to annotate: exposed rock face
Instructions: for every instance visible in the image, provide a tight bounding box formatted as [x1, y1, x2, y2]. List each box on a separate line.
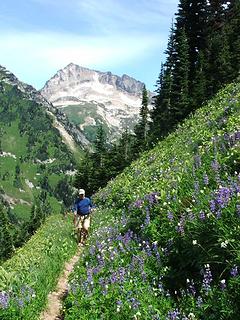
[41, 63, 151, 141]
[0, 65, 90, 149]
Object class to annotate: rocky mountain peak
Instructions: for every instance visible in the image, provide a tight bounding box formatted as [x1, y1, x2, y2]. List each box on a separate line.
[41, 63, 152, 142]
[42, 63, 145, 98]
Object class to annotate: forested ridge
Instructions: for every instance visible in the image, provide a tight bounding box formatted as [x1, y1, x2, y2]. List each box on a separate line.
[0, 69, 76, 261]
[75, 0, 240, 196]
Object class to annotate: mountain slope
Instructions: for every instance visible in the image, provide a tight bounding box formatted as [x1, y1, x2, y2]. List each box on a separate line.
[0, 66, 80, 253]
[62, 82, 240, 318]
[41, 63, 152, 141]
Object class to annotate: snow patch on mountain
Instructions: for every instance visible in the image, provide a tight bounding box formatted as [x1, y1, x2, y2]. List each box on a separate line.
[41, 63, 150, 140]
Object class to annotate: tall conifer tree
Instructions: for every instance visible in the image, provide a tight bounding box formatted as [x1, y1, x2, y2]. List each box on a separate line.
[133, 85, 149, 156]
[150, 24, 176, 141]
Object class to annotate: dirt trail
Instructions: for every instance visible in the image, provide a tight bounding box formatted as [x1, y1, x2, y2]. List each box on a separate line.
[40, 248, 82, 320]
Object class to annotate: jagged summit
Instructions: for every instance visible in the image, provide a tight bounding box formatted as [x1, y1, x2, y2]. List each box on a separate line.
[41, 63, 151, 141]
[42, 62, 145, 98]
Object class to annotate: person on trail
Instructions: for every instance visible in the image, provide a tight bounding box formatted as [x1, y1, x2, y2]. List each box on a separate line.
[73, 188, 92, 245]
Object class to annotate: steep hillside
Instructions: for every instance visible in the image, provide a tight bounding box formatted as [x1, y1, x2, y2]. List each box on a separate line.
[0, 214, 77, 320]
[63, 82, 240, 319]
[0, 66, 80, 255]
[41, 63, 153, 141]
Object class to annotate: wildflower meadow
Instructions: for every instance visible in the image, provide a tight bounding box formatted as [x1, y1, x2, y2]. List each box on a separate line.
[64, 83, 240, 319]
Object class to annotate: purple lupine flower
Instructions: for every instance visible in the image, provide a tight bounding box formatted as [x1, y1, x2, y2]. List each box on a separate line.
[116, 300, 123, 306]
[196, 296, 203, 307]
[118, 267, 126, 283]
[199, 211, 206, 220]
[215, 187, 232, 208]
[152, 242, 161, 263]
[211, 160, 220, 171]
[145, 192, 159, 206]
[93, 266, 100, 275]
[230, 266, 239, 277]
[144, 207, 151, 226]
[186, 279, 196, 296]
[220, 279, 226, 290]
[96, 253, 105, 267]
[176, 216, 185, 235]
[144, 242, 152, 257]
[129, 297, 140, 309]
[122, 230, 133, 245]
[110, 271, 118, 284]
[202, 264, 213, 293]
[194, 154, 202, 168]
[203, 173, 209, 185]
[223, 132, 230, 142]
[86, 269, 93, 284]
[209, 200, 216, 212]
[133, 199, 144, 208]
[89, 245, 96, 256]
[167, 308, 180, 320]
[167, 211, 174, 221]
[16, 297, 24, 308]
[0, 291, 10, 309]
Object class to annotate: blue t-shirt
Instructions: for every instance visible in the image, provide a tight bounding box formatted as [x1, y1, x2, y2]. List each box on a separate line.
[74, 197, 92, 216]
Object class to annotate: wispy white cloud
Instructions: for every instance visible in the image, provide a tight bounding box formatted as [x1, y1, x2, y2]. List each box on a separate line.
[0, 30, 165, 88]
[0, 0, 179, 90]
[76, 0, 177, 34]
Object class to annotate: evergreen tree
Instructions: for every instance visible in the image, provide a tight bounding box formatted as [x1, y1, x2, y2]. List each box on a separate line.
[94, 124, 107, 164]
[171, 27, 190, 122]
[175, 0, 208, 90]
[74, 150, 93, 196]
[226, 0, 240, 79]
[117, 129, 134, 168]
[91, 125, 108, 191]
[0, 204, 13, 260]
[150, 24, 176, 141]
[54, 177, 73, 208]
[13, 163, 22, 188]
[206, 26, 233, 96]
[133, 85, 149, 156]
[192, 51, 207, 107]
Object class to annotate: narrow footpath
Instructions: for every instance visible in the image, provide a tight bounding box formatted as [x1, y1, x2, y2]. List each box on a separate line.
[39, 248, 82, 320]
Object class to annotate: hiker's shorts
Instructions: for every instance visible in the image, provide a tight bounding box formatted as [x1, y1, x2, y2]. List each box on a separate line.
[75, 215, 91, 230]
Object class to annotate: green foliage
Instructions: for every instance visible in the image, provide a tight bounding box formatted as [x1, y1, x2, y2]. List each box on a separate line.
[0, 72, 76, 252]
[132, 85, 149, 157]
[150, 1, 240, 142]
[0, 204, 13, 261]
[63, 82, 240, 319]
[0, 215, 77, 319]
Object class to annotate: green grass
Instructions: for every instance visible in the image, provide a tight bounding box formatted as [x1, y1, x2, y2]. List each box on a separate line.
[62, 103, 110, 142]
[62, 103, 99, 125]
[13, 203, 32, 221]
[1, 121, 28, 157]
[63, 82, 240, 319]
[0, 215, 77, 320]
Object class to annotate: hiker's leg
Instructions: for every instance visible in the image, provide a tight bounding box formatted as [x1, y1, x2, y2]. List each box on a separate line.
[77, 228, 81, 243]
[82, 228, 88, 243]
[81, 216, 90, 244]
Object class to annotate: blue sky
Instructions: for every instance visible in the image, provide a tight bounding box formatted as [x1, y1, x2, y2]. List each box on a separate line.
[0, 0, 179, 91]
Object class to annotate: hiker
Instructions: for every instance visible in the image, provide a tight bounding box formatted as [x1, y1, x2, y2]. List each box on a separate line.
[73, 188, 93, 245]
